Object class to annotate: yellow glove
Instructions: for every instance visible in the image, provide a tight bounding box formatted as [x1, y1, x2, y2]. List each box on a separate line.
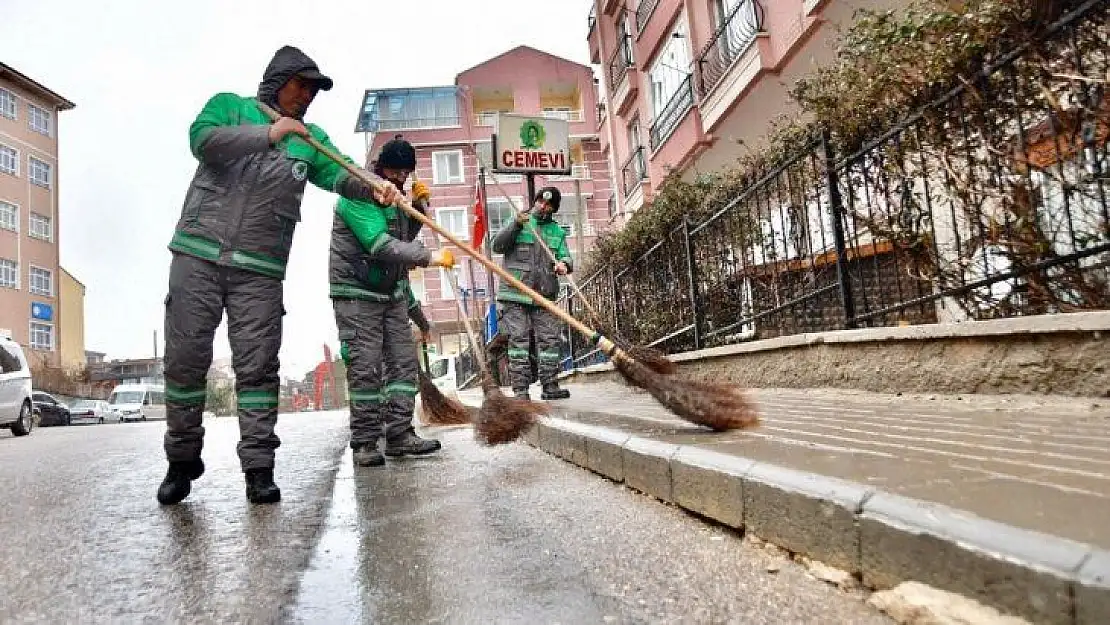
[429, 248, 455, 269]
[412, 179, 431, 205]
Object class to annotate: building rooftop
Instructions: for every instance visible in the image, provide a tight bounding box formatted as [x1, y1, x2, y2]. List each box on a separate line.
[0, 62, 76, 110]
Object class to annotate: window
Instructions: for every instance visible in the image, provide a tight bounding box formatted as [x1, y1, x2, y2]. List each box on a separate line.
[648, 18, 692, 119]
[28, 104, 51, 136]
[485, 196, 521, 235]
[0, 201, 16, 232]
[0, 259, 17, 289]
[432, 151, 464, 185]
[29, 157, 51, 188]
[435, 207, 468, 240]
[439, 267, 461, 300]
[0, 145, 17, 176]
[553, 194, 585, 236]
[29, 266, 52, 296]
[29, 212, 51, 241]
[410, 272, 427, 303]
[30, 322, 53, 351]
[0, 341, 23, 373]
[0, 89, 15, 119]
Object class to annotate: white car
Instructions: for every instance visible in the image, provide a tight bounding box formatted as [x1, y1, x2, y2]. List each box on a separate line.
[70, 399, 117, 425]
[0, 336, 34, 436]
[108, 383, 166, 422]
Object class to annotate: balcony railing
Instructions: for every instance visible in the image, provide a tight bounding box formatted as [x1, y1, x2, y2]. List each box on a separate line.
[695, 0, 763, 97]
[649, 75, 694, 150]
[620, 147, 647, 198]
[373, 116, 461, 131]
[607, 37, 633, 92]
[474, 112, 502, 126]
[543, 109, 585, 122]
[549, 164, 592, 181]
[588, 6, 597, 33]
[635, 0, 660, 33]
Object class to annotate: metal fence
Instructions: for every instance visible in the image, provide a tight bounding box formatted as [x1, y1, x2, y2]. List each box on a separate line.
[562, 0, 1110, 369]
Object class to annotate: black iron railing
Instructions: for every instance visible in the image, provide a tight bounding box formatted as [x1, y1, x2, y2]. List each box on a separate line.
[649, 75, 695, 150]
[607, 34, 633, 92]
[636, 0, 661, 33]
[696, 0, 763, 97]
[621, 147, 647, 198]
[559, 0, 1110, 370]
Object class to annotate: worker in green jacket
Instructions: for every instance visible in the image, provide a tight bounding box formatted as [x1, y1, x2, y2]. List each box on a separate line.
[491, 186, 572, 400]
[330, 137, 453, 467]
[157, 45, 404, 506]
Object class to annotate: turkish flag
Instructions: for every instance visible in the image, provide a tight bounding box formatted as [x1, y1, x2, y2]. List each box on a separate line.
[471, 179, 487, 250]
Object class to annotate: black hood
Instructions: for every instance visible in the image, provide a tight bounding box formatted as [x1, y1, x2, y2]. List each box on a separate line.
[257, 46, 333, 118]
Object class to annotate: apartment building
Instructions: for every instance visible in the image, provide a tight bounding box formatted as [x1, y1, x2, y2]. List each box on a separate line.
[588, 0, 896, 223]
[0, 62, 76, 368]
[354, 46, 615, 354]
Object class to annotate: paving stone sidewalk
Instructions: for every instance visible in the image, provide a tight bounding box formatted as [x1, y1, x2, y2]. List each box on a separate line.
[457, 382, 1110, 625]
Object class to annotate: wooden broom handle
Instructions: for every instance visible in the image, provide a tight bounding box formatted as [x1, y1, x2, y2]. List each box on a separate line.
[257, 102, 611, 351]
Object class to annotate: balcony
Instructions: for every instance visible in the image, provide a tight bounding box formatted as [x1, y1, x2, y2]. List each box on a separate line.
[607, 38, 639, 115]
[542, 108, 585, 122]
[621, 147, 647, 199]
[635, 0, 661, 34]
[648, 75, 694, 151]
[548, 164, 592, 181]
[607, 39, 633, 94]
[355, 86, 461, 133]
[474, 112, 509, 126]
[695, 0, 763, 98]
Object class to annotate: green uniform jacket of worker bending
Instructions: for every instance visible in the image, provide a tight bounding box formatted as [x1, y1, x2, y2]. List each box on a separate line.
[329, 196, 430, 303]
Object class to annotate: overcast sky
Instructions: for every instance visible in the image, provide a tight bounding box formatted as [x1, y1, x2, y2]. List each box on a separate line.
[1, 0, 595, 380]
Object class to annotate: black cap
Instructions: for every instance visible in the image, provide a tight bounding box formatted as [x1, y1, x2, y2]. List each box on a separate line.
[537, 186, 561, 212]
[295, 67, 334, 91]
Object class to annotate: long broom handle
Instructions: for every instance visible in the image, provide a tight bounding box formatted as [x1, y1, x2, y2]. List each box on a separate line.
[443, 270, 492, 379]
[479, 170, 604, 326]
[258, 102, 612, 352]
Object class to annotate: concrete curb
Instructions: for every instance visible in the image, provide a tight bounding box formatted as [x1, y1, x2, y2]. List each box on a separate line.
[525, 416, 1110, 625]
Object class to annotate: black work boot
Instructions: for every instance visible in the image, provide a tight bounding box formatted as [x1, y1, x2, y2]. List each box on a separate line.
[156, 459, 205, 506]
[541, 381, 570, 400]
[352, 443, 385, 467]
[384, 429, 442, 457]
[513, 387, 530, 399]
[245, 468, 281, 504]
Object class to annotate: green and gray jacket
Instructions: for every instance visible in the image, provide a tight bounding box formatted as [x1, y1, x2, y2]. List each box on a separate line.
[491, 215, 572, 305]
[329, 195, 431, 303]
[168, 47, 376, 280]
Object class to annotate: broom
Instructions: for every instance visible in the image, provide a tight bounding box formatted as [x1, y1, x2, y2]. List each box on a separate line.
[475, 150, 676, 375]
[442, 268, 548, 444]
[417, 340, 471, 426]
[259, 103, 758, 432]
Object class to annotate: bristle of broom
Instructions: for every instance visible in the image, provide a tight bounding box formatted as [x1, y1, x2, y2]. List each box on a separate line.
[620, 342, 677, 375]
[417, 371, 471, 425]
[473, 377, 548, 445]
[612, 354, 759, 431]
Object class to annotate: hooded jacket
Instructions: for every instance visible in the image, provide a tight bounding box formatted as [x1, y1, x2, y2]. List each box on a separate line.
[329, 192, 430, 302]
[168, 46, 376, 279]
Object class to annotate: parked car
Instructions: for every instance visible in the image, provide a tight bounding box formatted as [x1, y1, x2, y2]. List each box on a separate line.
[70, 399, 116, 425]
[108, 383, 166, 422]
[34, 392, 71, 427]
[0, 337, 34, 436]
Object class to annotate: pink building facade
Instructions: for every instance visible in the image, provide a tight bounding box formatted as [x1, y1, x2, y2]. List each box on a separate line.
[356, 46, 616, 353]
[587, 0, 897, 225]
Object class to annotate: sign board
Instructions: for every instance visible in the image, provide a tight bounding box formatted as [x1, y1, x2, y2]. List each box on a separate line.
[31, 302, 53, 321]
[491, 113, 572, 175]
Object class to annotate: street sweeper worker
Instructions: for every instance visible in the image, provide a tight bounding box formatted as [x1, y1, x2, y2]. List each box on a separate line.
[330, 136, 453, 467]
[491, 186, 573, 400]
[158, 45, 406, 507]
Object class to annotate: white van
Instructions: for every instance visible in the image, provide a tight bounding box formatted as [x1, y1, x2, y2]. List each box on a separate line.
[427, 354, 458, 394]
[0, 336, 34, 436]
[108, 383, 167, 422]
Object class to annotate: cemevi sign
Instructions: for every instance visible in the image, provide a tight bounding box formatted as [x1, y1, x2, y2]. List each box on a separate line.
[491, 114, 572, 175]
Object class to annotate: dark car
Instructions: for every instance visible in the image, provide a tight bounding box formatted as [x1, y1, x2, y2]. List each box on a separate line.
[33, 392, 70, 427]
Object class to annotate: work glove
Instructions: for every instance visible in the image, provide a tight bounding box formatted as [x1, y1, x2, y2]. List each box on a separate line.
[412, 179, 431, 206]
[429, 248, 455, 269]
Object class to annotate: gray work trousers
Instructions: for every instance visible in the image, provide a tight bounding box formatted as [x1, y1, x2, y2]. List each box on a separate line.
[163, 253, 283, 471]
[333, 297, 420, 449]
[501, 301, 563, 389]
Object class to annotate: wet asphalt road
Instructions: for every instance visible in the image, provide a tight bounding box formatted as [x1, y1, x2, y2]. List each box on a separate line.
[0, 413, 891, 624]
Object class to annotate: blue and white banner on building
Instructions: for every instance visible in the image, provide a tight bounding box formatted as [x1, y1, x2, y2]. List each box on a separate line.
[31, 302, 53, 321]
